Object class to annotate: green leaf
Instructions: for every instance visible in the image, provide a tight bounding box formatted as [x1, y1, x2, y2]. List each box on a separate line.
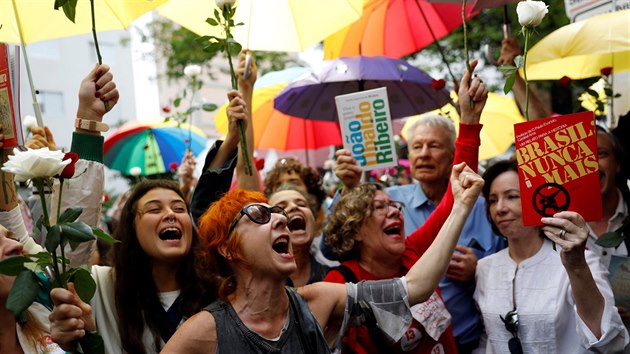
[203, 42, 223, 54]
[6, 270, 39, 317]
[92, 227, 120, 244]
[205, 18, 219, 26]
[32, 252, 53, 269]
[595, 232, 624, 248]
[60, 222, 95, 244]
[498, 64, 516, 75]
[214, 9, 220, 22]
[0, 255, 30, 275]
[202, 103, 218, 112]
[514, 55, 524, 69]
[196, 35, 212, 43]
[226, 39, 242, 57]
[603, 87, 613, 96]
[61, 0, 78, 23]
[503, 71, 517, 95]
[69, 267, 96, 303]
[45, 225, 62, 253]
[584, 88, 599, 98]
[58, 207, 83, 224]
[174, 97, 182, 108]
[79, 331, 105, 354]
[54, 0, 69, 10]
[33, 215, 44, 239]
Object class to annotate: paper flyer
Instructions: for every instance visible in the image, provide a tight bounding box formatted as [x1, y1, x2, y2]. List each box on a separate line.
[335, 87, 398, 171]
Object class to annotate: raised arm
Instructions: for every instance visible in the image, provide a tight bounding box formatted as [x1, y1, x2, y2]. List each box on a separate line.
[405, 163, 484, 304]
[541, 212, 608, 340]
[498, 37, 551, 121]
[402, 60, 486, 264]
[235, 50, 261, 191]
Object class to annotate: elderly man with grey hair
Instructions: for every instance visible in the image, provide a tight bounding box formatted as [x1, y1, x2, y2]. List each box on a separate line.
[383, 114, 504, 353]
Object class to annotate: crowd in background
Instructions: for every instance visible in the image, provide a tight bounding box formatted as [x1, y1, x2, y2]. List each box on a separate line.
[1, 36, 629, 354]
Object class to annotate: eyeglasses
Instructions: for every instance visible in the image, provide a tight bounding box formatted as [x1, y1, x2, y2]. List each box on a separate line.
[373, 200, 405, 214]
[227, 204, 288, 238]
[500, 271, 524, 354]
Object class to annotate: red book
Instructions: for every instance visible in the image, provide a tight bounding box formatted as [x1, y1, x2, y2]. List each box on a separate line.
[514, 112, 602, 226]
[0, 43, 22, 148]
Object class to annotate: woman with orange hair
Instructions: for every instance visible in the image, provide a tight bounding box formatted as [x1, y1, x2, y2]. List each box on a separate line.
[162, 161, 485, 353]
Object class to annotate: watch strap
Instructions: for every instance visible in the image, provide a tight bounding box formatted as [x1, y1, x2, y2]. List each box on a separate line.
[75, 118, 109, 132]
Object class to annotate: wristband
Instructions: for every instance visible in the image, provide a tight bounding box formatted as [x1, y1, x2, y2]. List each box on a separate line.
[75, 118, 109, 132]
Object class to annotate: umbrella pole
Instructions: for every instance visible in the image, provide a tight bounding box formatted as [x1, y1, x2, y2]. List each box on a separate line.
[413, 0, 458, 84]
[12, 0, 44, 127]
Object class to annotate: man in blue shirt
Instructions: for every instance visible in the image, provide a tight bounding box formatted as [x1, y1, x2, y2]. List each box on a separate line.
[386, 115, 505, 353]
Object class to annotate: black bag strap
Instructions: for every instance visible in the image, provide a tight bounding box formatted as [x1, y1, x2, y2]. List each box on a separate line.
[330, 265, 358, 283]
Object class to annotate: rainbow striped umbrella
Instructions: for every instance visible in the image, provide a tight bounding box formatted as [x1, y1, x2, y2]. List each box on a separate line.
[104, 120, 207, 176]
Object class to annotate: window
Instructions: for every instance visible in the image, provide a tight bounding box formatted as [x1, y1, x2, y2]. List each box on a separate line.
[37, 91, 65, 117]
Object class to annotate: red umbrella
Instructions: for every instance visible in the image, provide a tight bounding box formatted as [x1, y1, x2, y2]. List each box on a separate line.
[324, 0, 478, 60]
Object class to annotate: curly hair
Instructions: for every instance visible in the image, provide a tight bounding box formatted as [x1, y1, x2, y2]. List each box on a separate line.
[324, 183, 384, 262]
[263, 158, 326, 214]
[112, 179, 215, 354]
[197, 189, 268, 299]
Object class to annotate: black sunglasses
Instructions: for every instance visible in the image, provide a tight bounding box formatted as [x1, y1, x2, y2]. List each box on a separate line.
[227, 204, 288, 238]
[500, 309, 523, 354]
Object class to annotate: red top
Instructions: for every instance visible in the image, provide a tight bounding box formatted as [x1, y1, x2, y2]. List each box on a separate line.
[325, 123, 482, 354]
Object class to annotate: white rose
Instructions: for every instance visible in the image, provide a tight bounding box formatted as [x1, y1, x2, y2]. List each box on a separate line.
[184, 64, 202, 78]
[23, 115, 38, 133]
[215, 0, 236, 9]
[129, 166, 142, 177]
[1, 147, 70, 182]
[517, 0, 548, 27]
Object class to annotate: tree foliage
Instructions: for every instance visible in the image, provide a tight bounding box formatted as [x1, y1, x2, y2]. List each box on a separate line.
[415, 1, 570, 65]
[140, 18, 303, 82]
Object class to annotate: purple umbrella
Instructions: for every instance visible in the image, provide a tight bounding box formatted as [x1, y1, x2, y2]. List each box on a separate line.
[274, 56, 452, 122]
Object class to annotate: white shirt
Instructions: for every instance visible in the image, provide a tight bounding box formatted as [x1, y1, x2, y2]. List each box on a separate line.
[474, 239, 628, 354]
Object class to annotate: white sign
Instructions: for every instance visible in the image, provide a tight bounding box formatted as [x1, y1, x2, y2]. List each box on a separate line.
[335, 87, 398, 171]
[564, 0, 630, 22]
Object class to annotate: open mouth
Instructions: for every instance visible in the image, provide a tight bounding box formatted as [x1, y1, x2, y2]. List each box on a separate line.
[288, 215, 306, 232]
[383, 225, 402, 236]
[272, 236, 291, 254]
[159, 227, 182, 240]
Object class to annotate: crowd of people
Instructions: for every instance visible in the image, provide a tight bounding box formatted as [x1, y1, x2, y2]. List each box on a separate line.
[0, 38, 629, 354]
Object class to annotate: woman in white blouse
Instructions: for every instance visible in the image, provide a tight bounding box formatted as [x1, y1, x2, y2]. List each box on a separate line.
[474, 159, 628, 353]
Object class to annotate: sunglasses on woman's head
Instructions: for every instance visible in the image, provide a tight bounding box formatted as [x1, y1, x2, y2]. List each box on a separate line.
[227, 204, 288, 238]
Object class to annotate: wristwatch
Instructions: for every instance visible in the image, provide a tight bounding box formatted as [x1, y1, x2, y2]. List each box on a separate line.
[75, 118, 109, 132]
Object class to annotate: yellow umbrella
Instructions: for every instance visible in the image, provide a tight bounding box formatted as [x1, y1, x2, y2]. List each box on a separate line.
[525, 10, 630, 80]
[402, 92, 525, 160]
[0, 0, 166, 44]
[0, 0, 167, 125]
[158, 0, 363, 52]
